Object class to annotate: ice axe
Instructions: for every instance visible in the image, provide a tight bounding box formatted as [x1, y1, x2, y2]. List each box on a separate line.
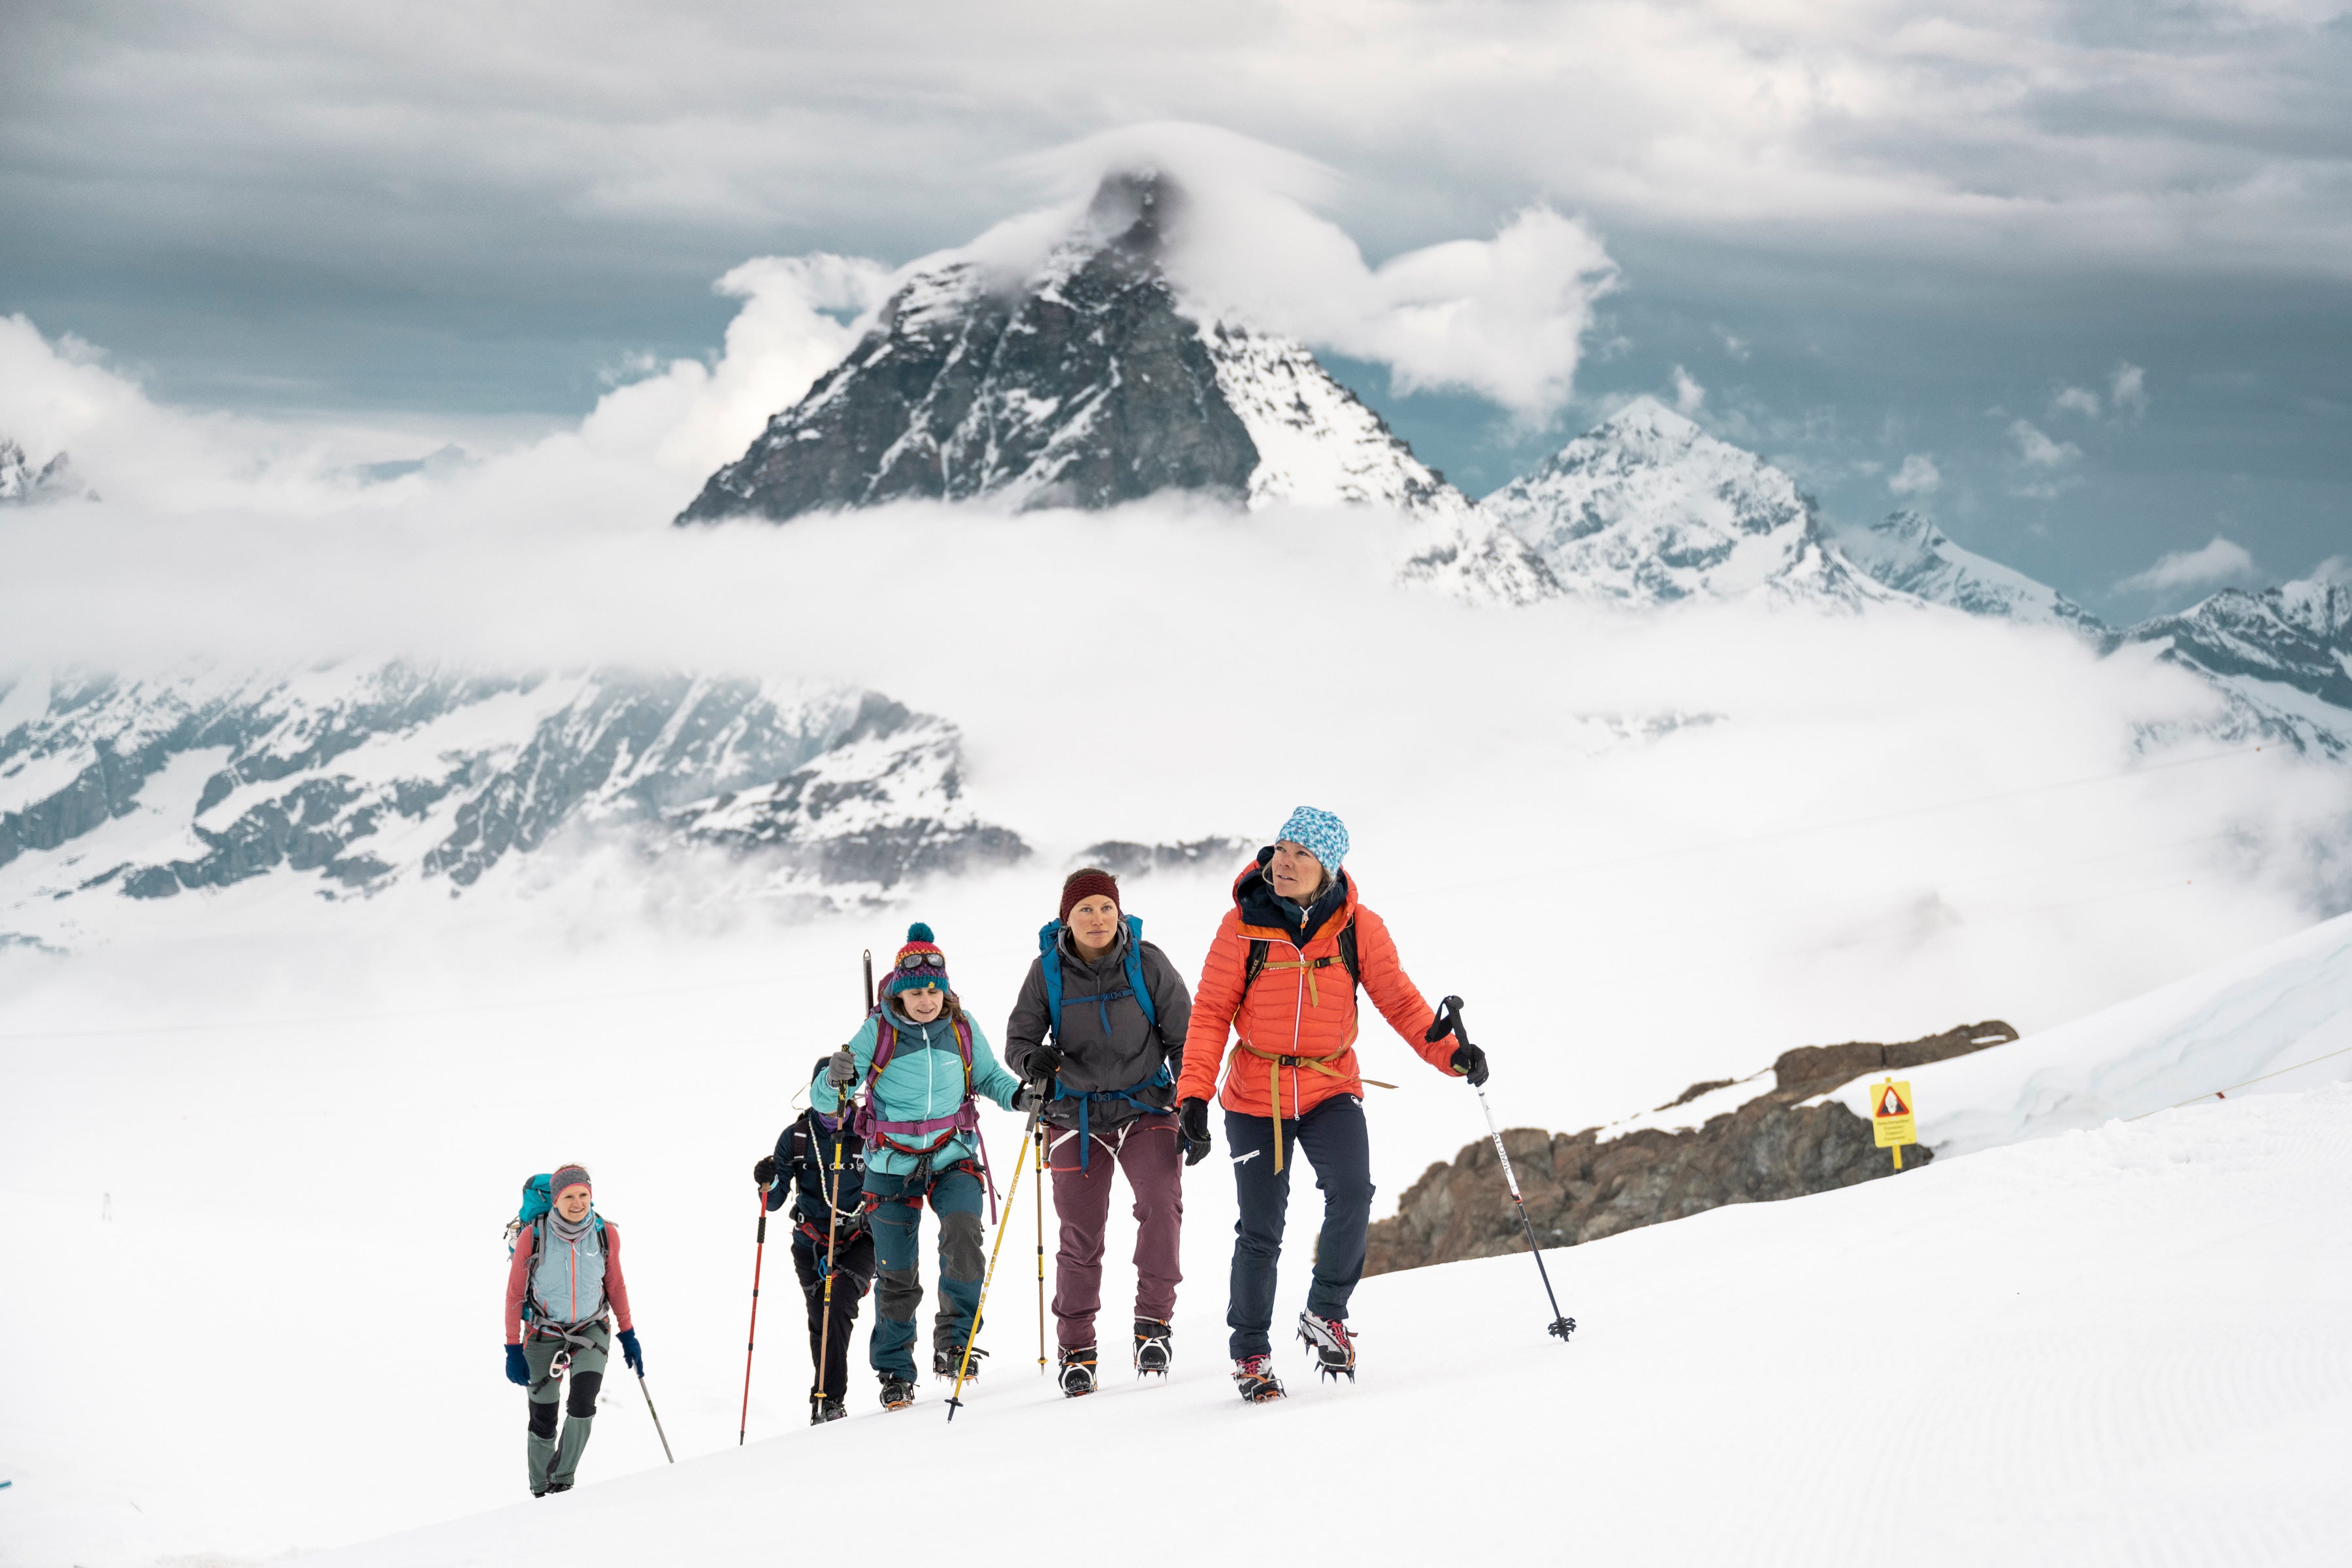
[1427, 995, 1576, 1343]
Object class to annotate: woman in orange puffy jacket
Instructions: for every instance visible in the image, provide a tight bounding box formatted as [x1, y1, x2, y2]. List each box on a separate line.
[1176, 806, 1487, 1403]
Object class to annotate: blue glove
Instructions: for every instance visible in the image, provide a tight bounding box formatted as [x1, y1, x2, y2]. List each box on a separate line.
[505, 1344, 529, 1386]
[618, 1328, 644, 1376]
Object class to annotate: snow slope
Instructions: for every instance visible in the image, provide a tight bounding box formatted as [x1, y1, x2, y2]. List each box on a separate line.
[1829, 906, 2352, 1154]
[297, 1083, 2352, 1568]
[7, 897, 2351, 1567]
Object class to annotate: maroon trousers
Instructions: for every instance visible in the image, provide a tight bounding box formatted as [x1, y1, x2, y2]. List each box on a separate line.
[1047, 1115, 1184, 1350]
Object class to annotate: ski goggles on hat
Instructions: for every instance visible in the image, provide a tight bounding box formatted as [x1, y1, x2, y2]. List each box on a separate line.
[897, 950, 945, 970]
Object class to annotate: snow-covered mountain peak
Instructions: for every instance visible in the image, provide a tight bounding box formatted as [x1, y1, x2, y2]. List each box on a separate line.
[1476, 398, 1875, 606]
[1842, 509, 2104, 633]
[1590, 395, 1706, 450]
[0, 438, 92, 506]
[2273, 576, 2352, 641]
[2112, 576, 2352, 754]
[676, 171, 1474, 529]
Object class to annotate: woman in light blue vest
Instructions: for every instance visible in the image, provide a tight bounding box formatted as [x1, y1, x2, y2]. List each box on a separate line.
[818, 924, 1024, 1410]
[502, 1165, 642, 1496]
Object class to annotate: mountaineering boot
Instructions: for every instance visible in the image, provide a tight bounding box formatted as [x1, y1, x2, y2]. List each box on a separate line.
[1058, 1345, 1099, 1397]
[879, 1375, 917, 1411]
[1134, 1317, 1173, 1377]
[1297, 1311, 1357, 1382]
[934, 1345, 987, 1380]
[1232, 1354, 1285, 1403]
[809, 1395, 847, 1425]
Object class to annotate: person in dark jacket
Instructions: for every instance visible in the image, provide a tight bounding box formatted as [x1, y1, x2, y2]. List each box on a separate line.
[755, 1059, 874, 1424]
[1003, 867, 1194, 1396]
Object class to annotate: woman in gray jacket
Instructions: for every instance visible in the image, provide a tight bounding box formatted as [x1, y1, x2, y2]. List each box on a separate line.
[1003, 867, 1193, 1396]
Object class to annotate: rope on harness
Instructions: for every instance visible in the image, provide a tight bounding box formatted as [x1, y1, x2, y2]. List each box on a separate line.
[1224, 1039, 1396, 1173]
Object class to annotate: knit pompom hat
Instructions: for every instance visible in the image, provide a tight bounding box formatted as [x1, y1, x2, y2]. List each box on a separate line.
[885, 922, 950, 997]
[1058, 866, 1120, 924]
[1274, 806, 1349, 878]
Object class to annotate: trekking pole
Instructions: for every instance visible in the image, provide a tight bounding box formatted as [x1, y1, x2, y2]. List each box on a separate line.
[812, 1135, 847, 1418]
[636, 1371, 676, 1463]
[1428, 996, 1576, 1342]
[945, 1101, 1042, 1422]
[1034, 1117, 1047, 1376]
[738, 1188, 768, 1444]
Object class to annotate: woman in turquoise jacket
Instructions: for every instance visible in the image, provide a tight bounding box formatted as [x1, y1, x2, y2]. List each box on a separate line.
[818, 923, 1025, 1410]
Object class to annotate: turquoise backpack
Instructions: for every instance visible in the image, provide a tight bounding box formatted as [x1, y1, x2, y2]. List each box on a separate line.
[1037, 915, 1172, 1168]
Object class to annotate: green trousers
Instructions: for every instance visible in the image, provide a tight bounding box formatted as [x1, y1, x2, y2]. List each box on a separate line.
[523, 1320, 609, 1495]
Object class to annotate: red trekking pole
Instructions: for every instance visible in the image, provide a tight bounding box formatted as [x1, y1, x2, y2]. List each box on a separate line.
[738, 1188, 768, 1445]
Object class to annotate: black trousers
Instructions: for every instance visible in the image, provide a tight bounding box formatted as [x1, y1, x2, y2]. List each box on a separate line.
[792, 1227, 875, 1401]
[1224, 1094, 1373, 1359]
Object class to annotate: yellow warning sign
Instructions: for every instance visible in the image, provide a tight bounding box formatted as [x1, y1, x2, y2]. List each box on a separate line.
[1871, 1078, 1916, 1166]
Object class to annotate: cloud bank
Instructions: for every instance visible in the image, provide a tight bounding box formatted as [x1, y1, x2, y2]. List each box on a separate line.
[2117, 536, 2260, 596]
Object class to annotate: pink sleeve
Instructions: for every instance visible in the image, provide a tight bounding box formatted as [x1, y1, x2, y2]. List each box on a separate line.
[505, 1225, 534, 1345]
[602, 1222, 635, 1334]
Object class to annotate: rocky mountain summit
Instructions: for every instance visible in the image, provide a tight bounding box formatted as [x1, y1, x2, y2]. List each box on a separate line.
[0, 439, 91, 505]
[1842, 508, 2104, 633]
[1475, 399, 1878, 607]
[1364, 1019, 2017, 1274]
[679, 173, 1470, 527]
[0, 664, 1025, 948]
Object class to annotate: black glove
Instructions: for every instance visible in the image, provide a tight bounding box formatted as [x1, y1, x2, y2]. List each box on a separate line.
[1450, 1041, 1490, 1087]
[826, 1049, 857, 1087]
[1028, 1043, 1065, 1080]
[1178, 1098, 1212, 1166]
[753, 1154, 777, 1186]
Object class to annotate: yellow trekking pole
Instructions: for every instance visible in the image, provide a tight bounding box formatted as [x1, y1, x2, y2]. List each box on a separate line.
[812, 1135, 847, 1418]
[945, 1100, 1040, 1422]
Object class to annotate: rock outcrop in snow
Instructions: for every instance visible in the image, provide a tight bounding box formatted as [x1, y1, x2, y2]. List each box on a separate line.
[1475, 399, 1877, 607]
[0, 665, 1026, 945]
[1364, 1019, 2016, 1273]
[676, 172, 1512, 542]
[1843, 509, 2104, 633]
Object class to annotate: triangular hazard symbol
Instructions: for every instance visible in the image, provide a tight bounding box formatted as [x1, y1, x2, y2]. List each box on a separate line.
[1878, 1086, 1909, 1117]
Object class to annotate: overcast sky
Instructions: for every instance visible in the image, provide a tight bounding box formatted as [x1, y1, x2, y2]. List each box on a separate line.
[4, 0, 2347, 616]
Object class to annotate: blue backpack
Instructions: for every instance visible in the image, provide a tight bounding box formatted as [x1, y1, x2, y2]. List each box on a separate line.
[1038, 915, 1173, 1168]
[504, 1173, 607, 1324]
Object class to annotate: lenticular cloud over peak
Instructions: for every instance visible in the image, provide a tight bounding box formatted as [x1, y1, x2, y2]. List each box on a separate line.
[984, 122, 1619, 421]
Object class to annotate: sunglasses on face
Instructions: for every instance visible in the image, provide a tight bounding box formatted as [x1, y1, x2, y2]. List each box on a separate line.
[898, 951, 944, 970]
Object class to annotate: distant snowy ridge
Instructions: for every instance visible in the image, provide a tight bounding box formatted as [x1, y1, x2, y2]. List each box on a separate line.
[678, 173, 1484, 532]
[1475, 399, 1881, 608]
[2106, 578, 2352, 756]
[0, 664, 1026, 946]
[1841, 508, 2104, 632]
